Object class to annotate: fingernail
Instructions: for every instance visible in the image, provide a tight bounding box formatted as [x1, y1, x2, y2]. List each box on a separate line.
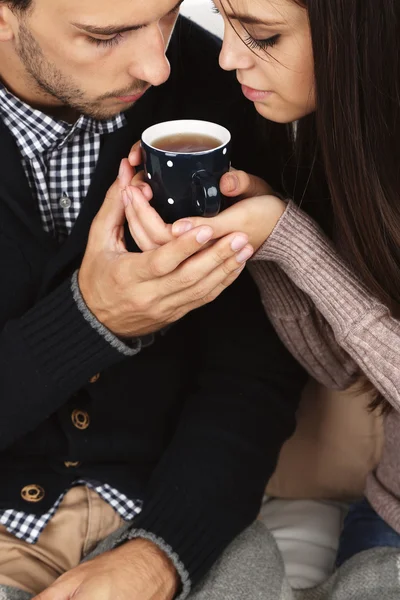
[235, 263, 247, 273]
[236, 247, 254, 263]
[231, 235, 248, 252]
[223, 174, 238, 193]
[173, 221, 193, 235]
[196, 227, 213, 244]
[118, 160, 125, 179]
[121, 189, 130, 208]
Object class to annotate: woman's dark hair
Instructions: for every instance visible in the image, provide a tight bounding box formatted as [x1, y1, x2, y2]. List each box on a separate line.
[297, 0, 400, 411]
[223, 0, 400, 410]
[298, 0, 400, 307]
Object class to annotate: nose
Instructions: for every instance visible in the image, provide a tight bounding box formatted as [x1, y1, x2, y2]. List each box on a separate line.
[219, 31, 254, 72]
[129, 24, 171, 87]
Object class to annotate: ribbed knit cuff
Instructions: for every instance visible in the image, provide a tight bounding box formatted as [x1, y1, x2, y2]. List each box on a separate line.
[18, 273, 140, 391]
[120, 486, 232, 592]
[71, 271, 142, 357]
[117, 528, 191, 600]
[255, 201, 383, 338]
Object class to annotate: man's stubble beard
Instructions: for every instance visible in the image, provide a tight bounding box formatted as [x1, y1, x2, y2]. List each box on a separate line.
[15, 21, 130, 120]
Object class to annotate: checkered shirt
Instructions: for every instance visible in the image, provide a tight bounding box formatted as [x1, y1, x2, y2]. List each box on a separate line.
[0, 85, 143, 543]
[0, 482, 143, 544]
[0, 84, 126, 241]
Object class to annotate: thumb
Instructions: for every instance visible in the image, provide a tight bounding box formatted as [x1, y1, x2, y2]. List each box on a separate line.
[89, 160, 129, 249]
[128, 140, 142, 168]
[220, 170, 272, 198]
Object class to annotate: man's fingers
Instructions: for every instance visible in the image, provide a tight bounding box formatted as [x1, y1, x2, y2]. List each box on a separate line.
[119, 158, 135, 187]
[89, 161, 129, 248]
[136, 226, 216, 281]
[220, 169, 272, 198]
[164, 263, 247, 321]
[157, 232, 253, 292]
[128, 140, 142, 167]
[126, 186, 172, 246]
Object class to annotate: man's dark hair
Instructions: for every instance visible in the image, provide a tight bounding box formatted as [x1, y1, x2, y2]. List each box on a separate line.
[6, 0, 32, 9]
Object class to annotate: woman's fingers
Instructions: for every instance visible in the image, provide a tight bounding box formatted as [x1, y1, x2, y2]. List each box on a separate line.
[130, 172, 153, 201]
[122, 189, 160, 251]
[126, 186, 173, 246]
[172, 201, 246, 239]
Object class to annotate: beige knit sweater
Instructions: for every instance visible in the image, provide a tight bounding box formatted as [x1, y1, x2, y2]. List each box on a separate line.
[249, 201, 400, 531]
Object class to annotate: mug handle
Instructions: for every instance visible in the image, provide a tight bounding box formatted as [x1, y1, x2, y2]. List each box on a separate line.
[191, 170, 222, 217]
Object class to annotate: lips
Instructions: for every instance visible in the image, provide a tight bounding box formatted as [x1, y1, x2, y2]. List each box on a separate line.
[240, 84, 273, 102]
[116, 88, 149, 103]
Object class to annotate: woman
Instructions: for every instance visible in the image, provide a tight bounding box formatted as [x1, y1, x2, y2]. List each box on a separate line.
[123, 0, 400, 566]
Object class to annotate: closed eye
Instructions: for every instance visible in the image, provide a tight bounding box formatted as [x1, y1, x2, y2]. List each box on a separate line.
[243, 34, 280, 52]
[87, 33, 124, 47]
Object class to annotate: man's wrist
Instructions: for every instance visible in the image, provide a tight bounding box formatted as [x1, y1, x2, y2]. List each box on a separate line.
[125, 538, 179, 598]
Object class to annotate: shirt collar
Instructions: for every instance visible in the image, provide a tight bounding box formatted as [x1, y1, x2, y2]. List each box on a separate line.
[0, 83, 127, 159]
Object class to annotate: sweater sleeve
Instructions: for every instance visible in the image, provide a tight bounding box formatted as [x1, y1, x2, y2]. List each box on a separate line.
[0, 272, 140, 450]
[117, 271, 307, 595]
[248, 260, 359, 390]
[253, 201, 400, 409]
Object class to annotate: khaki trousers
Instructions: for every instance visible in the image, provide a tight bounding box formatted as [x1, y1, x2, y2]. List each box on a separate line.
[0, 487, 125, 595]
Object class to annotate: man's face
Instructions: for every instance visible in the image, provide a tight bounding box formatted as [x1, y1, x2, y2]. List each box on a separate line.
[4, 0, 182, 119]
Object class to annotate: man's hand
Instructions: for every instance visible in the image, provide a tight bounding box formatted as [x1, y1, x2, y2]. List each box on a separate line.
[33, 539, 178, 600]
[78, 160, 253, 338]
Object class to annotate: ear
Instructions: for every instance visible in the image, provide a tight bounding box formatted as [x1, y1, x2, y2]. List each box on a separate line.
[0, 6, 17, 42]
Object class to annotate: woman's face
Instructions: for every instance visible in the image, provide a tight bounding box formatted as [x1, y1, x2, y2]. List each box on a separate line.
[214, 0, 315, 123]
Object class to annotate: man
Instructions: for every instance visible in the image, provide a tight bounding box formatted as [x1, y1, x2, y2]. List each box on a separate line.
[0, 0, 305, 599]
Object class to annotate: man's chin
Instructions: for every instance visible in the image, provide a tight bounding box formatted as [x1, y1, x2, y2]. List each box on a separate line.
[80, 99, 138, 121]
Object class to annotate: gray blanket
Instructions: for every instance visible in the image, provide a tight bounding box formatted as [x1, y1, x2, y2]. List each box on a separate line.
[1, 521, 399, 600]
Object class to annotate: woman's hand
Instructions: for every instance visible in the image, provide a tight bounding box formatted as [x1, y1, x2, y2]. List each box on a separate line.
[172, 193, 286, 252]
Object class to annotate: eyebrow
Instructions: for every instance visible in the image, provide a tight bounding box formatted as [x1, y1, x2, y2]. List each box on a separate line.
[72, 0, 184, 36]
[224, 13, 285, 26]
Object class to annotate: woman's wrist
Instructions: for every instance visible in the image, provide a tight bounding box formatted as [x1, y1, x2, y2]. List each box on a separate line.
[262, 195, 288, 240]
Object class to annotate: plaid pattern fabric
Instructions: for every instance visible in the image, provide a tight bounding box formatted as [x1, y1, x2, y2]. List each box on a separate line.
[0, 85, 141, 543]
[0, 84, 126, 241]
[0, 481, 143, 544]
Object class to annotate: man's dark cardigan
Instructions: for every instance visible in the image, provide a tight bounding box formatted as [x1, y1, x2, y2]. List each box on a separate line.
[0, 17, 305, 587]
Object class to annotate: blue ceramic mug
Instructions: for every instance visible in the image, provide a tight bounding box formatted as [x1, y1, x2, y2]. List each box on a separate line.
[141, 119, 231, 223]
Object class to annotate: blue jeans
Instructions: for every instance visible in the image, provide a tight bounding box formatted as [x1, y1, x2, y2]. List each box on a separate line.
[336, 497, 400, 567]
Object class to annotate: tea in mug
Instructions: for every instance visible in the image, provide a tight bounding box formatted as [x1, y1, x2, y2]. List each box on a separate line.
[152, 133, 222, 153]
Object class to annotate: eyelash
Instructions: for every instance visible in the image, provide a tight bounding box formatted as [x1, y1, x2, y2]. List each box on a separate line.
[87, 33, 124, 48]
[243, 34, 280, 52]
[210, 6, 280, 52]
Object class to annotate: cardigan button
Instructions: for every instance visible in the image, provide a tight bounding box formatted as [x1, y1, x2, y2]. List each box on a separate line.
[71, 409, 90, 430]
[64, 461, 81, 468]
[21, 484, 45, 503]
[89, 373, 100, 384]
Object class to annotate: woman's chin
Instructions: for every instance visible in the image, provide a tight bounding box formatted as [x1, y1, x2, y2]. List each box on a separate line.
[253, 101, 290, 123]
[253, 100, 313, 124]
